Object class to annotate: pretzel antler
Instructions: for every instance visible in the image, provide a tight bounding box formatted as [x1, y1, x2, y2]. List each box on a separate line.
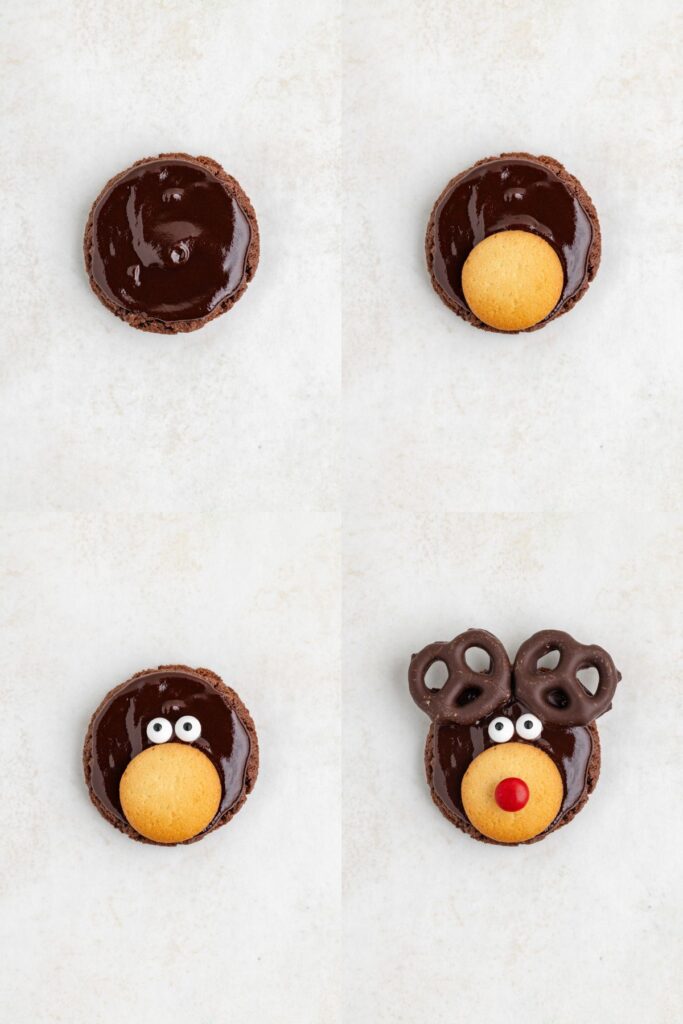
[513, 629, 620, 727]
[409, 629, 512, 724]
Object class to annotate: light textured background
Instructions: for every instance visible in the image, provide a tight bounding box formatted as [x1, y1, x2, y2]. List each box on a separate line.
[343, 1, 682, 1023]
[0, 2, 340, 1023]
[1, 1, 682, 1022]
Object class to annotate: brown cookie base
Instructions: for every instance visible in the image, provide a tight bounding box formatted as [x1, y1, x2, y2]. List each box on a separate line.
[423, 721, 601, 845]
[83, 664, 259, 844]
[83, 153, 260, 334]
[425, 152, 601, 333]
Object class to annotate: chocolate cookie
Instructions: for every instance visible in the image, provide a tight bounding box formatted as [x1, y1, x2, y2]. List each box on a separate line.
[425, 153, 601, 332]
[84, 154, 259, 333]
[83, 665, 258, 845]
[409, 629, 619, 845]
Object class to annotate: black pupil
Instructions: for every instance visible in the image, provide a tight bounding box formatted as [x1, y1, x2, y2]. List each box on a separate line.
[495, 721, 503, 730]
[183, 721, 192, 731]
[524, 720, 532, 729]
[153, 722, 162, 731]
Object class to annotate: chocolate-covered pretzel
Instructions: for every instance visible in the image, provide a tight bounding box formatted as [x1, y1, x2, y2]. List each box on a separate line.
[514, 630, 619, 727]
[409, 628, 511, 724]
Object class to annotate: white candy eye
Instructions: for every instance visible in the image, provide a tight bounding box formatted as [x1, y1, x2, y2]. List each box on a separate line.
[488, 716, 514, 743]
[516, 713, 542, 740]
[175, 715, 201, 742]
[146, 717, 172, 744]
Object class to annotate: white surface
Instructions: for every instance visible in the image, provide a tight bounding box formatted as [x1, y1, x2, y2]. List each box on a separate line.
[343, 2, 682, 1023]
[1, 1, 682, 1023]
[1, 2, 340, 1023]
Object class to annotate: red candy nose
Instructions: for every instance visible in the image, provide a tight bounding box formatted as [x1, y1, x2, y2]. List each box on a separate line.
[495, 777, 529, 812]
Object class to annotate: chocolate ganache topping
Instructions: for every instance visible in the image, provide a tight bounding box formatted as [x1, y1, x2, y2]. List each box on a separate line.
[427, 154, 598, 325]
[430, 702, 594, 832]
[88, 156, 254, 324]
[88, 667, 252, 831]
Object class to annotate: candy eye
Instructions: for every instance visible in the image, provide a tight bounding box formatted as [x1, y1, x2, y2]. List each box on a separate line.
[175, 715, 201, 742]
[516, 713, 542, 740]
[146, 717, 172, 744]
[488, 716, 514, 743]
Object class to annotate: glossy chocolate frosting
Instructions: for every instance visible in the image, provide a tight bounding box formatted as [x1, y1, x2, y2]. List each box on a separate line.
[429, 155, 594, 322]
[88, 668, 251, 832]
[89, 158, 252, 322]
[431, 701, 593, 833]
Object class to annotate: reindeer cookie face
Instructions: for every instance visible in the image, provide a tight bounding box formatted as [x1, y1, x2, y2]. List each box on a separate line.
[410, 630, 619, 844]
[83, 665, 258, 845]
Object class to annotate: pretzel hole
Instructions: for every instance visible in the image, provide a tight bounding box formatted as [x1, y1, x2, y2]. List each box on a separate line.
[424, 660, 449, 691]
[537, 649, 560, 671]
[457, 686, 483, 707]
[576, 666, 599, 695]
[546, 687, 570, 709]
[464, 646, 491, 673]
